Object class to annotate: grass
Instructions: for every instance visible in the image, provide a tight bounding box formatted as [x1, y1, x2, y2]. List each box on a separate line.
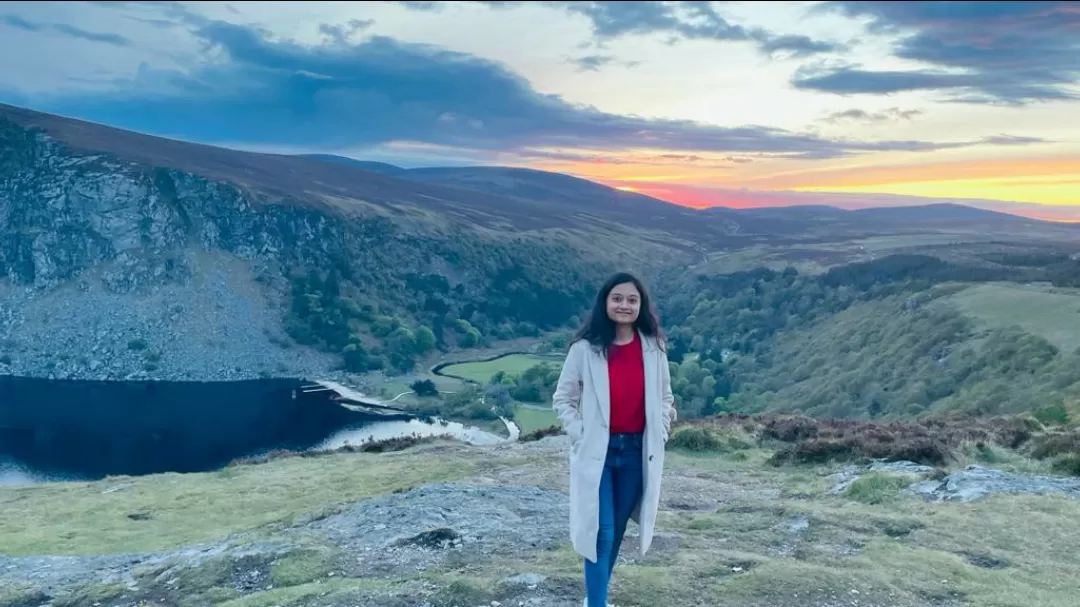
[943, 282, 1080, 353]
[512, 404, 560, 434]
[0, 443, 493, 556]
[437, 353, 557, 383]
[843, 472, 912, 504]
[7, 411, 1080, 607]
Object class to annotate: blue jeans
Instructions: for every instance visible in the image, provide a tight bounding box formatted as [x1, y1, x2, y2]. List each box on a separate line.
[585, 432, 644, 607]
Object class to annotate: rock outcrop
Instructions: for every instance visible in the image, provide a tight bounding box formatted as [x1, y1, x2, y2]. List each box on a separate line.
[0, 118, 379, 380]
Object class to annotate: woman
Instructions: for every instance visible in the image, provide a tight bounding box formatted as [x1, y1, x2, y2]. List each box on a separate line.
[552, 271, 676, 607]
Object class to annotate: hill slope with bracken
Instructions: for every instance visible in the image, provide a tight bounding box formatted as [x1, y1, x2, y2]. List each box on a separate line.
[2, 102, 1078, 385]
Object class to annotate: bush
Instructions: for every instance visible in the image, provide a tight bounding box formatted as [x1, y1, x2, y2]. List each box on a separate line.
[1031, 431, 1080, 460]
[668, 427, 753, 453]
[1051, 454, 1080, 476]
[1033, 403, 1071, 427]
[769, 438, 855, 466]
[761, 416, 819, 442]
[519, 426, 563, 442]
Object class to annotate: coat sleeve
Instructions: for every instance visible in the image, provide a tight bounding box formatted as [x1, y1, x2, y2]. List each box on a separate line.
[552, 341, 585, 443]
[660, 348, 675, 441]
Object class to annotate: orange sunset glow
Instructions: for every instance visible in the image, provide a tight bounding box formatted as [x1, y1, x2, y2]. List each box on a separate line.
[4, 1, 1077, 221]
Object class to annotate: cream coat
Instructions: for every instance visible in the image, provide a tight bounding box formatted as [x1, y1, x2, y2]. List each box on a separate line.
[551, 331, 675, 563]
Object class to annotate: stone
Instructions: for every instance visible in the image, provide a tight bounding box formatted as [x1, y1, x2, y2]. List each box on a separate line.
[907, 465, 1080, 503]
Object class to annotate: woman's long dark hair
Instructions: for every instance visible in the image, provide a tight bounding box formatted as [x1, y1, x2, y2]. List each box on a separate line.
[572, 271, 665, 356]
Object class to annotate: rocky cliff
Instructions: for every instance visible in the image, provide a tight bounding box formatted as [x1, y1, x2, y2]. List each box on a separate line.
[0, 117, 373, 380]
[0, 108, 621, 381]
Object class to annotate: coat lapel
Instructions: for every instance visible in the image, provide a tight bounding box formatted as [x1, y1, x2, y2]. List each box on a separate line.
[587, 344, 611, 427]
[640, 332, 659, 426]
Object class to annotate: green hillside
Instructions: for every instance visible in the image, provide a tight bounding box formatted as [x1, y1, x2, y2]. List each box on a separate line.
[413, 252, 1080, 429]
[649, 254, 1080, 424]
[941, 283, 1080, 353]
[726, 293, 1080, 421]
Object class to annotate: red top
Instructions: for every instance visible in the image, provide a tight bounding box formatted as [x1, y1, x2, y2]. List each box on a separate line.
[608, 332, 646, 434]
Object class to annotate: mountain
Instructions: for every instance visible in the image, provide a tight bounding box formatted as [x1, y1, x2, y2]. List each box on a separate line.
[296, 154, 408, 176]
[299, 155, 1076, 239]
[1, 102, 1077, 384]
[0, 104, 667, 381]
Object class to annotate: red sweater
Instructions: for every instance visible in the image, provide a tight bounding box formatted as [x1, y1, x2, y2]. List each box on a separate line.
[608, 332, 646, 434]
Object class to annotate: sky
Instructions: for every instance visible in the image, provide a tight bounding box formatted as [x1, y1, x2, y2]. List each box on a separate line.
[1, 1, 1078, 220]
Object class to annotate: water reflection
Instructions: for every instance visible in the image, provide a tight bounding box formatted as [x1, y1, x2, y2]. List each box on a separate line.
[313, 417, 513, 451]
[0, 457, 82, 486]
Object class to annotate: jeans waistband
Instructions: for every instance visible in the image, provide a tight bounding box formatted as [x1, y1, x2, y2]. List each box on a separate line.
[608, 431, 644, 450]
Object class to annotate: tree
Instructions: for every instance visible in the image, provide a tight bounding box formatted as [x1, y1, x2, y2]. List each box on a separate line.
[415, 326, 437, 354]
[410, 379, 438, 397]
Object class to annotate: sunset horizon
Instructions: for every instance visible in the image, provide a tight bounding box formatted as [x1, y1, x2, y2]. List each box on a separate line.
[1, 1, 1076, 221]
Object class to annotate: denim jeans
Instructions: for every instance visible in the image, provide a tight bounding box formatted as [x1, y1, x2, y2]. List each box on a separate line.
[584, 432, 644, 607]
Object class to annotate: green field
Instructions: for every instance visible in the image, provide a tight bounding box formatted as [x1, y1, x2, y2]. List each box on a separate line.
[942, 283, 1080, 353]
[437, 353, 560, 383]
[513, 404, 560, 434]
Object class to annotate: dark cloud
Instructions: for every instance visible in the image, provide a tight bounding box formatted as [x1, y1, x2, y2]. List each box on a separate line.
[569, 54, 615, 72]
[1, 14, 40, 31]
[51, 23, 132, 46]
[822, 107, 924, 124]
[982, 134, 1049, 146]
[1, 13, 131, 46]
[17, 18, 1042, 161]
[396, 1, 441, 9]
[798, 1, 1080, 105]
[756, 33, 841, 58]
[399, 0, 845, 58]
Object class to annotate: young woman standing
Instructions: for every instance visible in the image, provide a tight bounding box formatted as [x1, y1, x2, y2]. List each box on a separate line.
[552, 272, 676, 607]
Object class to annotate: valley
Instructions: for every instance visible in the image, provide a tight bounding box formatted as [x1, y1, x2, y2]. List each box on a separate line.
[3, 103, 1080, 607]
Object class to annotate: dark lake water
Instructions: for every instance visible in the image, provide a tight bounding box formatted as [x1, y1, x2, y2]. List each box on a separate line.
[0, 375, 515, 485]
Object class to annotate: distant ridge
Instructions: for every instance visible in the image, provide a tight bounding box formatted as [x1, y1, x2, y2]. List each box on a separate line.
[1, 102, 1072, 244]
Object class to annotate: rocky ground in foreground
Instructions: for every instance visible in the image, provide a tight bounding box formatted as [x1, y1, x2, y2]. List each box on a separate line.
[3, 425, 1080, 607]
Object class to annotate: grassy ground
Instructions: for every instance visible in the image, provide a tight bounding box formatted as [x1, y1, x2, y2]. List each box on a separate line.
[941, 282, 1080, 353]
[513, 404, 560, 434]
[0, 445, 506, 556]
[437, 353, 559, 383]
[5, 416, 1080, 606]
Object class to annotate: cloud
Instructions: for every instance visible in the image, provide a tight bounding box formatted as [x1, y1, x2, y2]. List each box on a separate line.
[1, 13, 132, 46]
[1, 14, 38, 31]
[822, 107, 924, 124]
[569, 54, 615, 72]
[15, 16, 1045, 162]
[398, 0, 845, 58]
[566, 53, 639, 72]
[519, 149, 754, 168]
[317, 19, 374, 45]
[798, 1, 1080, 105]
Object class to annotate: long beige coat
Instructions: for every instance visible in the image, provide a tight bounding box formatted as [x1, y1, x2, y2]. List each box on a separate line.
[551, 331, 675, 563]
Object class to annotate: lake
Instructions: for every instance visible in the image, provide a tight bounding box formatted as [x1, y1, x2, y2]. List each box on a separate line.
[0, 375, 518, 484]
[1, 414, 514, 487]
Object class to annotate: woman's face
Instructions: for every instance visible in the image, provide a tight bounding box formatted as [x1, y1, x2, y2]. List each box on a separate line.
[606, 281, 641, 325]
